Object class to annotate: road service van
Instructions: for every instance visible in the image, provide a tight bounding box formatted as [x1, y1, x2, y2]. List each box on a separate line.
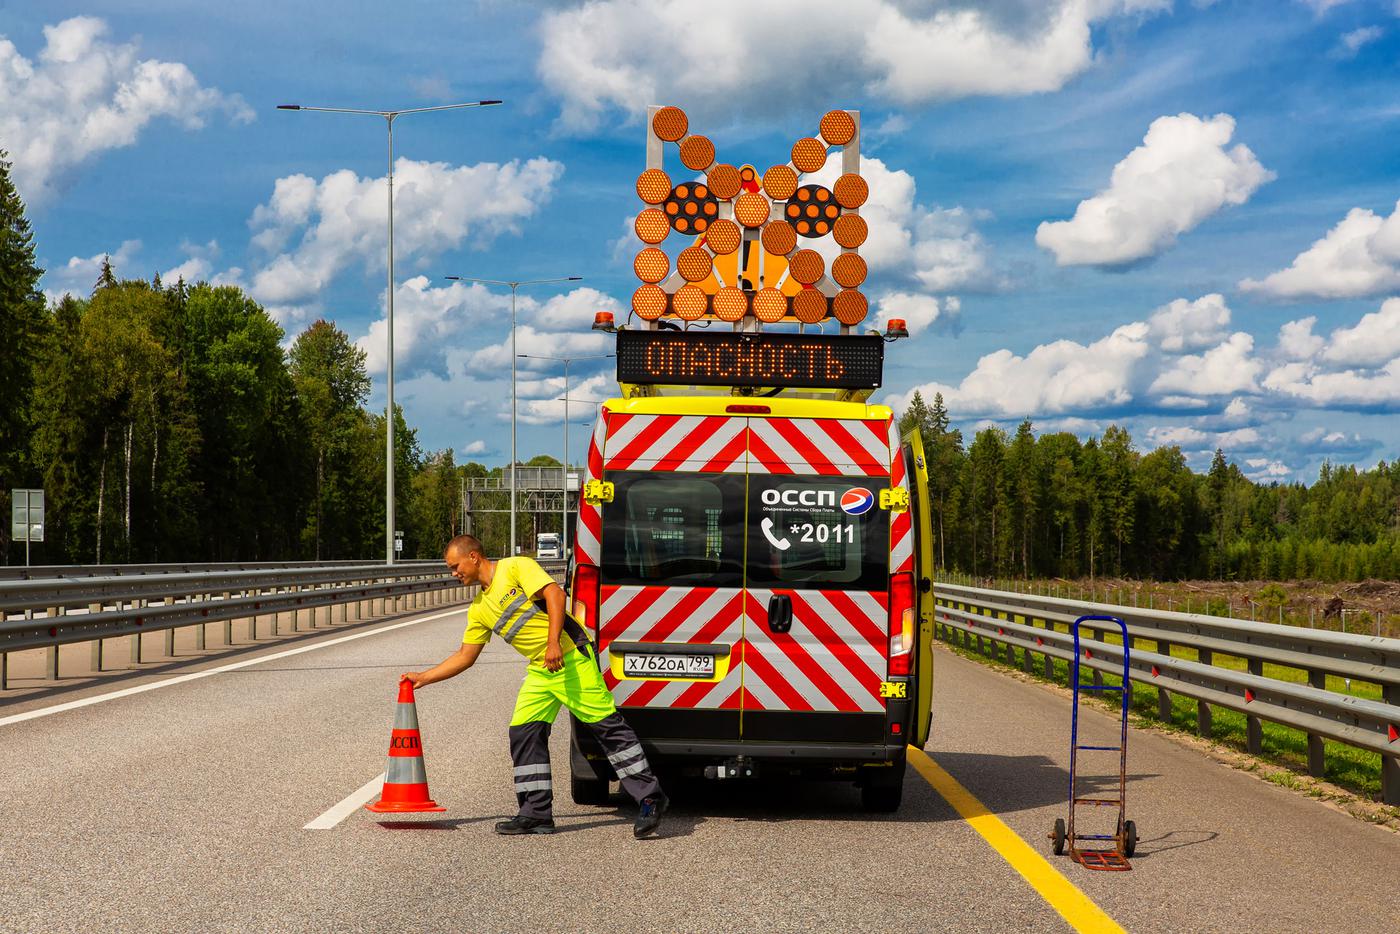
[566, 104, 934, 810]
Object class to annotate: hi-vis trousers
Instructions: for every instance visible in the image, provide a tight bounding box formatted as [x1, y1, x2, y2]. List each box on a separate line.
[508, 647, 661, 818]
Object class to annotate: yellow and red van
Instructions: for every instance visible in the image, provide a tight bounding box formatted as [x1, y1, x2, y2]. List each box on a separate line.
[567, 388, 935, 811]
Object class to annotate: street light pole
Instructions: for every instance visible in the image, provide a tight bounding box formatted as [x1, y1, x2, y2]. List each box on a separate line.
[517, 352, 614, 550]
[446, 276, 582, 556]
[278, 99, 502, 563]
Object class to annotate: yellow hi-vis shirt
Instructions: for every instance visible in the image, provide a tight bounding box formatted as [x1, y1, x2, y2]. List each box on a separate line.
[462, 557, 573, 669]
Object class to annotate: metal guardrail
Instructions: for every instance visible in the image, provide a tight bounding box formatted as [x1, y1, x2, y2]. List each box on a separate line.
[0, 562, 447, 613]
[934, 581, 1400, 805]
[0, 559, 440, 582]
[1, 560, 568, 690]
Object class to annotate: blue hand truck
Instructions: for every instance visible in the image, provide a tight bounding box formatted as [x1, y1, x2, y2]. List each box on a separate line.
[1049, 614, 1137, 871]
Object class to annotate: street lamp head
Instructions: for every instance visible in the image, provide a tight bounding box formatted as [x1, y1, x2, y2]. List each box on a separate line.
[480, 100, 505, 106]
[566, 276, 583, 281]
[277, 104, 302, 110]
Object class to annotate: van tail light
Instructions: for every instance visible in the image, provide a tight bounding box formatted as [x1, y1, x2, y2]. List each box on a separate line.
[572, 563, 601, 637]
[888, 572, 915, 677]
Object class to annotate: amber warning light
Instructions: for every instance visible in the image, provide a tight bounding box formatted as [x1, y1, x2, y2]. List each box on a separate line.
[615, 330, 884, 389]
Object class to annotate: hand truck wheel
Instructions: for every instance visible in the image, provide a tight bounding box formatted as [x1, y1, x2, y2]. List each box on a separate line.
[1116, 817, 1137, 858]
[1051, 817, 1066, 855]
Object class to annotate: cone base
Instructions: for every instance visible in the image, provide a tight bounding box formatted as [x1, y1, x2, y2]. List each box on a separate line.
[365, 798, 446, 814]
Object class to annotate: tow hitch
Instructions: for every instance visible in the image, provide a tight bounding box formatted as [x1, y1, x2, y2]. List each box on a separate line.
[703, 756, 755, 780]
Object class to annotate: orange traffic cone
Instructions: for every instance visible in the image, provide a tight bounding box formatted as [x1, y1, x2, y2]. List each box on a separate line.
[366, 678, 446, 813]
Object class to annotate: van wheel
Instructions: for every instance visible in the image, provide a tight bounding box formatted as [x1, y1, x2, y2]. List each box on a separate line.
[571, 775, 610, 806]
[860, 759, 906, 813]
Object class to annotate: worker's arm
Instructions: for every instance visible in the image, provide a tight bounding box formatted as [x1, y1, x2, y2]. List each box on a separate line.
[538, 582, 567, 673]
[402, 641, 485, 689]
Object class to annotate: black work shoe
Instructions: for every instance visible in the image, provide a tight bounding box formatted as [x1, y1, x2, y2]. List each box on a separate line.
[634, 793, 668, 838]
[494, 815, 556, 835]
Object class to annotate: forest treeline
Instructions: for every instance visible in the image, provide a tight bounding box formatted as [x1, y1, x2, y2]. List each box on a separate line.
[0, 153, 534, 564]
[899, 392, 1400, 583]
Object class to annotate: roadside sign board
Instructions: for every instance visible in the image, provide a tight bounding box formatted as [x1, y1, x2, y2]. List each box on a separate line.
[10, 488, 44, 543]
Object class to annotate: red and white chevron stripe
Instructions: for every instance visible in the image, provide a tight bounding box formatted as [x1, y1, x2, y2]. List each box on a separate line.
[888, 417, 914, 574]
[600, 585, 746, 710]
[747, 417, 889, 476]
[573, 408, 609, 566]
[603, 413, 747, 473]
[744, 589, 888, 712]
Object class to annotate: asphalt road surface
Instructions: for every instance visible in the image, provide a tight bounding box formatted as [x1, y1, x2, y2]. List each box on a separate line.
[1, 601, 1396, 932]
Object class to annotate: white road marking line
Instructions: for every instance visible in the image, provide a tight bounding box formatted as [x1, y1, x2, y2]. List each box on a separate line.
[0, 607, 465, 728]
[304, 773, 387, 830]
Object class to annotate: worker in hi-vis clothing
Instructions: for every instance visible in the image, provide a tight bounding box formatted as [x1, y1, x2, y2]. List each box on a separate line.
[403, 534, 668, 837]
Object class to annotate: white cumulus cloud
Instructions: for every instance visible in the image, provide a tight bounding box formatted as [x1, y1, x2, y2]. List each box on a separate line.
[0, 17, 252, 202]
[777, 155, 1002, 294]
[888, 293, 1400, 422]
[1239, 201, 1400, 299]
[874, 293, 960, 335]
[1150, 332, 1262, 396]
[1146, 293, 1232, 352]
[1036, 113, 1274, 267]
[537, 0, 1168, 131]
[889, 321, 1153, 419]
[1320, 298, 1400, 367]
[248, 156, 564, 324]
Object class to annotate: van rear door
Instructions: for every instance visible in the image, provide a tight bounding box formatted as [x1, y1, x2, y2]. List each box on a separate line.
[742, 416, 892, 744]
[595, 413, 748, 741]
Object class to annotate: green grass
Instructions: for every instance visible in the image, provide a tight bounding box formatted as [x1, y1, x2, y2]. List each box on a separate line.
[937, 620, 1387, 800]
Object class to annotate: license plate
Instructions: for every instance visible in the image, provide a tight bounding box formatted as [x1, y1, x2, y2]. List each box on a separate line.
[623, 653, 715, 679]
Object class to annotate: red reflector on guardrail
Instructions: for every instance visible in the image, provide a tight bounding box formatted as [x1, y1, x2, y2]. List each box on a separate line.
[1151, 665, 1159, 677]
[1389, 724, 1398, 743]
[1245, 689, 1255, 703]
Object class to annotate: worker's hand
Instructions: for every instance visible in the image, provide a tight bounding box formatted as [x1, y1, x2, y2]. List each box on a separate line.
[543, 640, 564, 673]
[401, 671, 428, 689]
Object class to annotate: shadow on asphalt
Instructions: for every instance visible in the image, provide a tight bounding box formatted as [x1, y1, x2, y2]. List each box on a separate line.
[375, 812, 663, 837]
[1128, 829, 1220, 859]
[933, 750, 1160, 817]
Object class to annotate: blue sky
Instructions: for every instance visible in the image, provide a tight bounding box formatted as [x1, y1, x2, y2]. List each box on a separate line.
[5, 0, 1399, 480]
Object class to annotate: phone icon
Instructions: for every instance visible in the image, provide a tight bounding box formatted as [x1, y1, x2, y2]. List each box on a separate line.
[761, 517, 790, 551]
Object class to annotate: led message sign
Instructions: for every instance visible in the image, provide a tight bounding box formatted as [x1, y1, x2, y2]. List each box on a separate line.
[616, 330, 883, 389]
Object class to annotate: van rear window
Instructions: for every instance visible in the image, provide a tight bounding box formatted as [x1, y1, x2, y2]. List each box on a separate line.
[600, 472, 745, 587]
[747, 476, 889, 591]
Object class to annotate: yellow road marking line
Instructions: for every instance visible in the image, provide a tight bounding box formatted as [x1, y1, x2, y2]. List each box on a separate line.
[908, 747, 1127, 934]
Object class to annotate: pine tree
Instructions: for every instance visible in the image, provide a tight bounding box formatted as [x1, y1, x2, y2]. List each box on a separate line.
[0, 150, 48, 563]
[290, 320, 372, 558]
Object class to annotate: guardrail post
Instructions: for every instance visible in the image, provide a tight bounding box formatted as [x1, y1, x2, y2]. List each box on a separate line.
[1042, 618, 1055, 680]
[1022, 620, 1035, 674]
[90, 602, 104, 671]
[223, 593, 234, 645]
[1384, 683, 1399, 805]
[1156, 638, 1172, 721]
[45, 606, 61, 679]
[1307, 668, 1326, 777]
[1246, 657, 1264, 754]
[1090, 628, 1103, 688]
[165, 597, 177, 657]
[0, 652, 6, 690]
[127, 600, 145, 666]
[1196, 648, 1213, 736]
[337, 599, 347, 624]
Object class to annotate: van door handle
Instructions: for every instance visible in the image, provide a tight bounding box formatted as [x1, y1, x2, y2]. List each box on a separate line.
[767, 594, 793, 634]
